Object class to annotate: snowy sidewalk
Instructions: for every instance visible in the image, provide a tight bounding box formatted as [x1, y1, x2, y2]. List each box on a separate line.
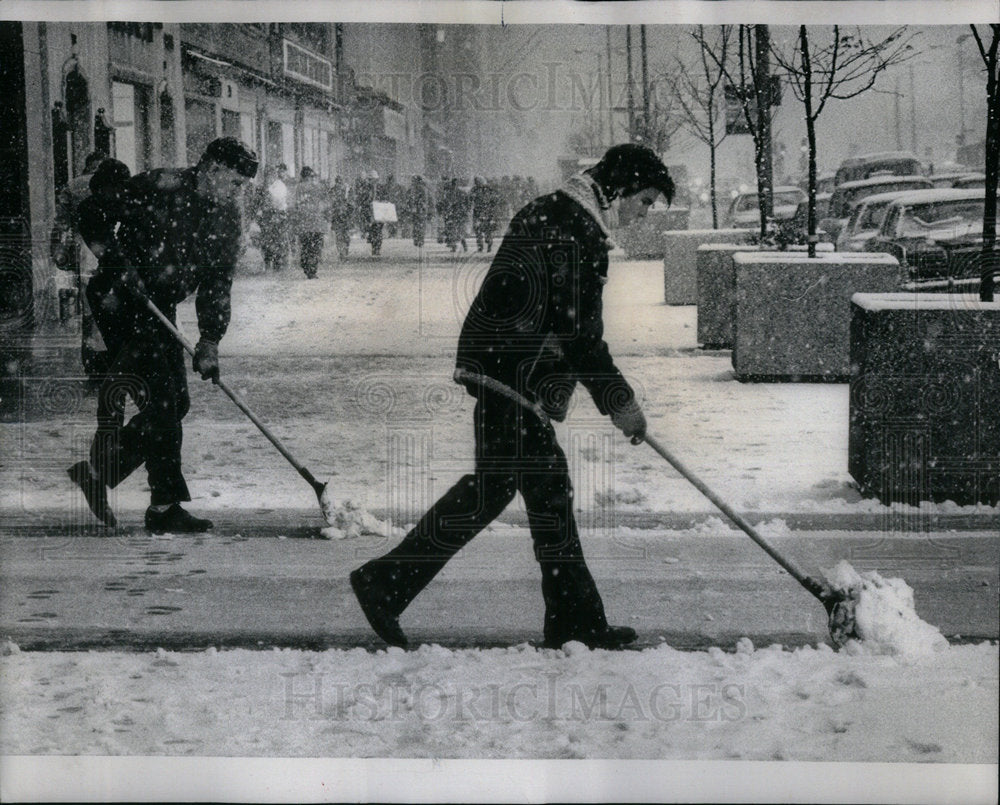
[6, 253, 997, 525]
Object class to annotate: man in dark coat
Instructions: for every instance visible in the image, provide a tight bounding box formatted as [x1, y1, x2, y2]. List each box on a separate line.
[351, 143, 674, 650]
[69, 136, 258, 533]
[407, 175, 431, 249]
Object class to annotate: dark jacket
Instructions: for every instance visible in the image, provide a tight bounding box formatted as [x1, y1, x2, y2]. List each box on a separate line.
[455, 189, 634, 417]
[80, 167, 241, 344]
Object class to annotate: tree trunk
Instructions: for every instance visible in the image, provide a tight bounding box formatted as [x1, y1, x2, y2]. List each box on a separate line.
[708, 110, 718, 229]
[754, 25, 774, 232]
[800, 26, 818, 259]
[982, 41, 998, 302]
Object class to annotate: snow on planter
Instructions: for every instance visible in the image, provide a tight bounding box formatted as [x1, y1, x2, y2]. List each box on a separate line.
[849, 292, 1000, 506]
[731, 251, 901, 381]
[665, 228, 754, 306]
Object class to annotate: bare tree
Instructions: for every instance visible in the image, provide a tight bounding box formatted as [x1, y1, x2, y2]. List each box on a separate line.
[701, 25, 778, 238]
[675, 25, 733, 228]
[970, 24, 999, 302]
[640, 70, 684, 156]
[771, 26, 915, 257]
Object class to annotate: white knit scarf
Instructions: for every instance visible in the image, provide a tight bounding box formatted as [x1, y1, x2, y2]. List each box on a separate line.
[559, 171, 616, 247]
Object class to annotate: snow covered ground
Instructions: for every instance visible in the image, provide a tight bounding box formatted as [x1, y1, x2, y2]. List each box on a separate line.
[2, 241, 997, 801]
[1, 638, 996, 762]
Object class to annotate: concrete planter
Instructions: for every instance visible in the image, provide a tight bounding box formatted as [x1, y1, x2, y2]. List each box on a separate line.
[696, 243, 836, 349]
[621, 208, 691, 260]
[696, 243, 759, 348]
[663, 228, 753, 306]
[848, 292, 1000, 506]
[731, 252, 901, 381]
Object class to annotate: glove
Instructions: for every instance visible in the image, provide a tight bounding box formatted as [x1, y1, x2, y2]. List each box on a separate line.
[193, 339, 219, 382]
[611, 400, 647, 445]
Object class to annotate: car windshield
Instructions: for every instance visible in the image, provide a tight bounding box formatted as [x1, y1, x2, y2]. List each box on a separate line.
[897, 200, 984, 238]
[831, 180, 928, 217]
[857, 200, 893, 230]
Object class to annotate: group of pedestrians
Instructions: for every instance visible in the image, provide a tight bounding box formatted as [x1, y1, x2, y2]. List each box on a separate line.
[247, 168, 543, 273]
[61, 135, 675, 651]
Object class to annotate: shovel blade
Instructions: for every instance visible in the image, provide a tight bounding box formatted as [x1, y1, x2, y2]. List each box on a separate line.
[824, 589, 861, 648]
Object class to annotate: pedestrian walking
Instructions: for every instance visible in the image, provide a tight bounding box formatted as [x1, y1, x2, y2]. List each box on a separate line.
[258, 163, 290, 271]
[50, 150, 113, 381]
[292, 167, 329, 279]
[69, 136, 258, 533]
[407, 175, 431, 249]
[471, 176, 500, 253]
[329, 175, 354, 261]
[356, 171, 384, 257]
[443, 178, 469, 253]
[350, 143, 675, 649]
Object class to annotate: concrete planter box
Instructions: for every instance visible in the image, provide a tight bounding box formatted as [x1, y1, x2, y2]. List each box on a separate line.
[664, 228, 753, 306]
[621, 208, 691, 260]
[696, 243, 836, 349]
[849, 293, 1000, 506]
[731, 252, 901, 380]
[696, 243, 759, 348]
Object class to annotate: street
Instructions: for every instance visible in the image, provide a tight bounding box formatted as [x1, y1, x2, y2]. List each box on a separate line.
[3, 243, 997, 651]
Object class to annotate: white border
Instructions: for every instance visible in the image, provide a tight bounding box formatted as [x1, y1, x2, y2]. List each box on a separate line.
[1, 2, 997, 803]
[2, 757, 998, 803]
[1, 0, 999, 25]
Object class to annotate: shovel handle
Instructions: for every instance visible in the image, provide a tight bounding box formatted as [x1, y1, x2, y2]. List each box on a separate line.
[642, 433, 827, 599]
[142, 297, 323, 493]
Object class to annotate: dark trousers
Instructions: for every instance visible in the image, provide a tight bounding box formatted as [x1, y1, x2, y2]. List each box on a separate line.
[261, 211, 288, 271]
[412, 217, 426, 248]
[299, 232, 324, 277]
[86, 281, 191, 505]
[360, 390, 608, 643]
[333, 227, 351, 259]
[367, 222, 384, 255]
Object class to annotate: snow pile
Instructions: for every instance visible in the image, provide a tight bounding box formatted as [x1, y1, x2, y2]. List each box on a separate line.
[318, 488, 403, 540]
[2, 640, 996, 761]
[824, 561, 949, 658]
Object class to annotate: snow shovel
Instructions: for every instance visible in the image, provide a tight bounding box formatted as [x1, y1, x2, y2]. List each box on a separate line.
[142, 296, 336, 525]
[641, 433, 859, 646]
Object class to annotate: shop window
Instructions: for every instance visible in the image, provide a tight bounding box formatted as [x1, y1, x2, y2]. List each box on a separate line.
[112, 80, 151, 174]
[221, 108, 241, 139]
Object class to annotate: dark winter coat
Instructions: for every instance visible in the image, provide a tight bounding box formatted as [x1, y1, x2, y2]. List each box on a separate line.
[80, 167, 241, 344]
[455, 189, 634, 417]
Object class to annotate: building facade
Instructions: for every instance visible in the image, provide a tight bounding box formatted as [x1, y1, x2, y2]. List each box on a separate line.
[2, 20, 465, 332]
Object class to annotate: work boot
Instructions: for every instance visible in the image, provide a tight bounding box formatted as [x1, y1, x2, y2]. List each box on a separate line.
[67, 460, 116, 527]
[144, 504, 213, 534]
[543, 624, 637, 651]
[350, 567, 408, 648]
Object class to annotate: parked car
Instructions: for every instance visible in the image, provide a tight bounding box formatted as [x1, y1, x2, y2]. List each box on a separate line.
[928, 171, 984, 189]
[950, 173, 988, 190]
[833, 151, 923, 187]
[726, 185, 807, 228]
[835, 190, 920, 252]
[786, 192, 833, 242]
[820, 174, 934, 242]
[867, 188, 986, 280]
